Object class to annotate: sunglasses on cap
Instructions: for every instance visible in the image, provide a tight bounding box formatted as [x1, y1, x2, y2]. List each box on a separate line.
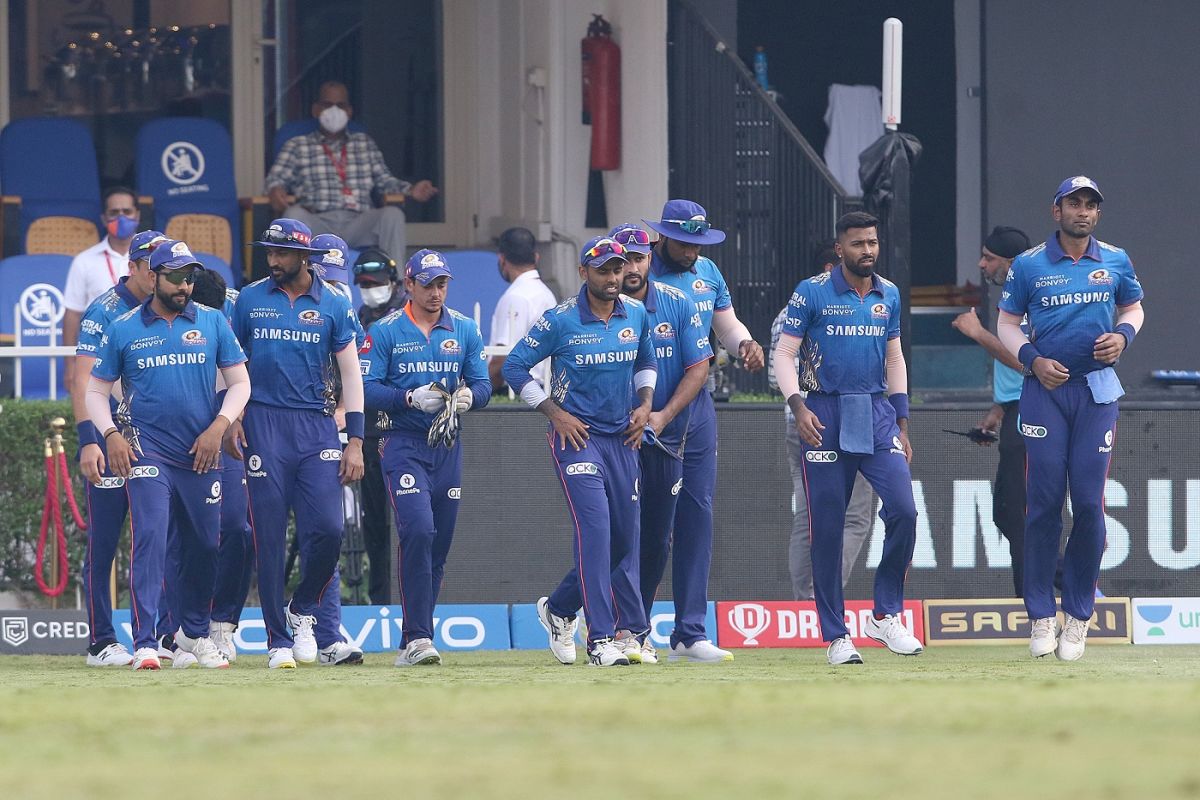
[663, 218, 712, 235]
[582, 239, 626, 263]
[258, 229, 309, 247]
[353, 258, 394, 276]
[159, 268, 198, 286]
[612, 228, 651, 247]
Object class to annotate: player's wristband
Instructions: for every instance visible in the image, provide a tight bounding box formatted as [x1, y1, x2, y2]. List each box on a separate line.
[76, 421, 99, 447]
[1115, 323, 1137, 349]
[344, 411, 365, 440]
[1017, 343, 1042, 371]
[888, 392, 909, 420]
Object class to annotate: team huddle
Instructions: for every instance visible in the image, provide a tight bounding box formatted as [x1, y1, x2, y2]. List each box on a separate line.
[73, 178, 1144, 670]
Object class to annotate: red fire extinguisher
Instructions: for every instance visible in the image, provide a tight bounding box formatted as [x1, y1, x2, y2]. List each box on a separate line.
[581, 14, 620, 171]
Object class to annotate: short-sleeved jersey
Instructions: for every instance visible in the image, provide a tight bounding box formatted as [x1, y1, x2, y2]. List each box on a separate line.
[327, 281, 367, 346]
[648, 251, 732, 334]
[360, 304, 491, 436]
[92, 299, 246, 468]
[781, 266, 902, 395]
[232, 271, 358, 412]
[639, 281, 713, 447]
[998, 233, 1143, 375]
[76, 277, 141, 357]
[503, 284, 657, 436]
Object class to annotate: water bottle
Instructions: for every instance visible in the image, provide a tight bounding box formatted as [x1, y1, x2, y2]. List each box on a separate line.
[753, 46, 769, 90]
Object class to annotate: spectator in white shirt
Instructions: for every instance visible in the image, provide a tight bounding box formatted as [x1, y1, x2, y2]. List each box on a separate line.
[488, 227, 557, 391]
[62, 186, 140, 391]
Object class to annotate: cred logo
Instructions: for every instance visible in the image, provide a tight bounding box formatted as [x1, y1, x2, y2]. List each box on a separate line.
[1021, 424, 1048, 438]
[805, 450, 838, 463]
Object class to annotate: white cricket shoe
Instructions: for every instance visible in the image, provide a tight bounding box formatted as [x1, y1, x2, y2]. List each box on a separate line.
[1056, 615, 1089, 661]
[587, 638, 629, 667]
[156, 635, 176, 663]
[536, 596, 578, 665]
[668, 640, 734, 663]
[284, 604, 318, 663]
[268, 647, 297, 670]
[86, 642, 133, 667]
[173, 629, 229, 669]
[1029, 617, 1058, 658]
[827, 635, 864, 665]
[171, 651, 199, 669]
[131, 647, 161, 670]
[864, 614, 924, 655]
[614, 630, 643, 664]
[394, 638, 441, 667]
[319, 641, 364, 666]
[640, 639, 659, 665]
[209, 621, 237, 662]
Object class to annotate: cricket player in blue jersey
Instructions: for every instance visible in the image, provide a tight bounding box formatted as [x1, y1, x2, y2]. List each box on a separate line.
[642, 200, 765, 661]
[227, 218, 366, 669]
[310, 233, 366, 344]
[535, 224, 716, 666]
[86, 240, 250, 670]
[190, 269, 253, 661]
[73, 230, 165, 667]
[504, 236, 657, 667]
[997, 176, 1144, 661]
[773, 211, 923, 665]
[360, 249, 491, 667]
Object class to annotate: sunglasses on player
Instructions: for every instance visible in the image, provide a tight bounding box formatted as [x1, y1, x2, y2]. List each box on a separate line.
[611, 228, 652, 247]
[663, 218, 712, 235]
[582, 239, 626, 265]
[158, 268, 198, 286]
[258, 229, 311, 247]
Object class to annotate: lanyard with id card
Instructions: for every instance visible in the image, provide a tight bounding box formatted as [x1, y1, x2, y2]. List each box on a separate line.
[321, 141, 360, 211]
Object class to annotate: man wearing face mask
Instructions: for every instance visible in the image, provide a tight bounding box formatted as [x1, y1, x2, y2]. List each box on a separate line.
[265, 80, 438, 266]
[63, 186, 142, 392]
[488, 227, 557, 391]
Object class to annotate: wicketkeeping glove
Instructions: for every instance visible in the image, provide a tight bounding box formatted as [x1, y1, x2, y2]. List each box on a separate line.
[453, 384, 473, 413]
[408, 382, 449, 414]
[427, 380, 465, 449]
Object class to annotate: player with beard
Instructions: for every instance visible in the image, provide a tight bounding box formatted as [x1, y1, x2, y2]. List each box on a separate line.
[772, 211, 922, 666]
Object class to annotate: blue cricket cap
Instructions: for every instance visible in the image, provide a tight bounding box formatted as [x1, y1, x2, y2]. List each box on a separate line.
[309, 233, 350, 283]
[254, 218, 324, 252]
[405, 249, 452, 285]
[149, 239, 205, 272]
[643, 199, 726, 245]
[1054, 176, 1104, 205]
[129, 230, 167, 262]
[580, 236, 629, 269]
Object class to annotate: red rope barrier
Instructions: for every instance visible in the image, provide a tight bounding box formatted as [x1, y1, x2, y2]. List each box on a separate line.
[35, 449, 69, 597]
[57, 450, 87, 530]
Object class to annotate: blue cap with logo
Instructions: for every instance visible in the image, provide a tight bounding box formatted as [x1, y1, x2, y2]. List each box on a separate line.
[643, 199, 726, 245]
[607, 223, 652, 255]
[253, 218, 325, 252]
[309, 233, 350, 282]
[1053, 176, 1104, 205]
[129, 230, 168, 262]
[580, 236, 629, 269]
[149, 239, 205, 272]
[404, 249, 452, 285]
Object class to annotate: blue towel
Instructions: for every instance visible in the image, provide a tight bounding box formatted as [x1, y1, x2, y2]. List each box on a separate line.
[838, 393, 874, 455]
[1086, 367, 1124, 405]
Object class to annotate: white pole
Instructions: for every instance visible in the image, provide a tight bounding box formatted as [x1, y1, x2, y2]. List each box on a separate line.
[48, 318, 56, 400]
[13, 303, 21, 399]
[882, 18, 903, 131]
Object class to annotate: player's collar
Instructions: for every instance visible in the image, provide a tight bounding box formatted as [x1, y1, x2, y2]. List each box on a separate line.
[649, 248, 697, 276]
[1045, 232, 1101, 263]
[140, 296, 198, 325]
[831, 265, 883, 297]
[640, 280, 658, 313]
[576, 284, 628, 323]
[114, 276, 140, 308]
[403, 301, 453, 331]
[269, 268, 323, 300]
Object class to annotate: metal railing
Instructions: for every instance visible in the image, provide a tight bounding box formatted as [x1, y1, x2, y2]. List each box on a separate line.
[668, 0, 856, 394]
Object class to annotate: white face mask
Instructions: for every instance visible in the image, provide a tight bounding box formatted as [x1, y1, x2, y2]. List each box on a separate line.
[360, 285, 393, 308]
[318, 105, 349, 134]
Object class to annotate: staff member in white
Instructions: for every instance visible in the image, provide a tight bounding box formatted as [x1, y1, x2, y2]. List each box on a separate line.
[488, 227, 557, 391]
[63, 186, 141, 391]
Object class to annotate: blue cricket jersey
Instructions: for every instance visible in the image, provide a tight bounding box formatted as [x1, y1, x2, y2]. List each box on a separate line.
[76, 277, 142, 358]
[503, 284, 657, 436]
[327, 281, 367, 346]
[648, 251, 732, 334]
[92, 298, 246, 468]
[361, 303, 491, 436]
[232, 271, 358, 413]
[999, 233, 1143, 375]
[781, 266, 902, 394]
[639, 281, 713, 447]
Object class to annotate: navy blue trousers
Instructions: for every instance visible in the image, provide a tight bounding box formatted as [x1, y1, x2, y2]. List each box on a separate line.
[1019, 377, 1118, 621]
[800, 394, 917, 641]
[211, 457, 254, 626]
[666, 393, 718, 646]
[82, 457, 129, 646]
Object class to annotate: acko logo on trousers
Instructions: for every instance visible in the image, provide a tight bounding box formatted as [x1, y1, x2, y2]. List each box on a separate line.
[448, 488, 462, 499]
[805, 450, 838, 463]
[129, 466, 160, 478]
[319, 449, 342, 461]
[96, 477, 126, 489]
[565, 462, 599, 476]
[1021, 423, 1047, 438]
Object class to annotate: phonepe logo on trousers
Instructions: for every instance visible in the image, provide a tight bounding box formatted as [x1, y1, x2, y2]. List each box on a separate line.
[805, 450, 837, 463]
[565, 462, 599, 476]
[247, 454, 266, 478]
[1021, 423, 1048, 439]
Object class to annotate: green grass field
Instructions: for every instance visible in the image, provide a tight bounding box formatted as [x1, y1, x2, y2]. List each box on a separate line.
[3, 647, 1199, 799]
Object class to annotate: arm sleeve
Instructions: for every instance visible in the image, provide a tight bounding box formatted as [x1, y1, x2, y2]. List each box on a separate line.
[767, 308, 787, 391]
[86, 376, 118, 434]
[997, 311, 1034, 361]
[502, 311, 555, 393]
[463, 321, 492, 409]
[712, 307, 754, 354]
[264, 138, 299, 192]
[217, 363, 251, 422]
[885, 336, 908, 395]
[773, 334, 803, 400]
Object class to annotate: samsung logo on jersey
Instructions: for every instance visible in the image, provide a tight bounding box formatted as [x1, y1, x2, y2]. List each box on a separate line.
[575, 351, 637, 366]
[129, 336, 166, 351]
[252, 328, 323, 343]
[397, 361, 459, 374]
[825, 324, 887, 336]
[1040, 291, 1111, 307]
[136, 352, 207, 369]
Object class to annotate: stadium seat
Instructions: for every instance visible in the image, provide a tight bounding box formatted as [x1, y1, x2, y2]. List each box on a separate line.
[25, 216, 100, 256]
[271, 118, 367, 162]
[193, 252, 235, 288]
[0, 254, 72, 398]
[439, 251, 512, 343]
[0, 117, 102, 257]
[135, 117, 241, 278]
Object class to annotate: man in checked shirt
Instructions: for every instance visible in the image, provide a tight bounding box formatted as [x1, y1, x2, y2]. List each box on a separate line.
[265, 80, 438, 263]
